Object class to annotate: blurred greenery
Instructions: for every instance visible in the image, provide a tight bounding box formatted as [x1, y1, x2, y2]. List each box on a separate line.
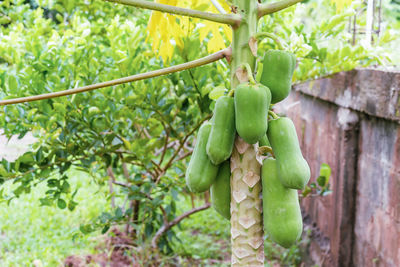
[0, 169, 108, 265]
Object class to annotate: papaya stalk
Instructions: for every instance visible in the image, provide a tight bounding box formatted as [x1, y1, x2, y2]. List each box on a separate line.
[230, 0, 264, 265]
[255, 32, 284, 50]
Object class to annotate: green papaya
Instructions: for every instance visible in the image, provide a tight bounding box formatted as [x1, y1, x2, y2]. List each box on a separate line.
[206, 96, 236, 165]
[186, 122, 219, 193]
[234, 83, 271, 144]
[262, 158, 303, 248]
[267, 117, 310, 189]
[210, 161, 231, 219]
[259, 134, 270, 147]
[260, 50, 296, 104]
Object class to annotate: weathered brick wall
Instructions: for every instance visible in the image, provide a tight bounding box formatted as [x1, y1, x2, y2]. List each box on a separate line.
[275, 68, 400, 267]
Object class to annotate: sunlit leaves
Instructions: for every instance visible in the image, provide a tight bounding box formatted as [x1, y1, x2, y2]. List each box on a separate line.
[302, 163, 332, 197]
[257, 0, 384, 82]
[146, 0, 232, 61]
[0, 1, 229, 250]
[330, 0, 353, 11]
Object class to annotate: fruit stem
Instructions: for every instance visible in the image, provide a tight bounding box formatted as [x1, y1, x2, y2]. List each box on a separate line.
[241, 63, 256, 85]
[258, 145, 275, 157]
[268, 110, 279, 120]
[255, 32, 284, 50]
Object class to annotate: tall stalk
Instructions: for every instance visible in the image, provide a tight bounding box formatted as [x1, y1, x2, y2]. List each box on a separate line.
[230, 1, 264, 266]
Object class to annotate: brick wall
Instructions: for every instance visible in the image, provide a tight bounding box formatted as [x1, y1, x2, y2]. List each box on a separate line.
[275, 68, 400, 267]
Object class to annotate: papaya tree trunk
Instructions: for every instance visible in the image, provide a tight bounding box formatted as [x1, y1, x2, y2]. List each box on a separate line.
[230, 137, 264, 265]
[230, 1, 264, 265]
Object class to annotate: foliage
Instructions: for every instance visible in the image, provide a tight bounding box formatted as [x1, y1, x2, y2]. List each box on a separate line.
[0, 0, 228, 255]
[302, 163, 332, 197]
[147, 0, 232, 61]
[0, 170, 106, 266]
[257, 0, 397, 84]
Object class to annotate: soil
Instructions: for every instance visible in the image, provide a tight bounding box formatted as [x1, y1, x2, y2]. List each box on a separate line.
[64, 228, 139, 267]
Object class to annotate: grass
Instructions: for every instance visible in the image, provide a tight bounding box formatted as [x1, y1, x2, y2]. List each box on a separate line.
[0, 169, 231, 266]
[0, 170, 110, 266]
[172, 197, 231, 266]
[0, 169, 303, 266]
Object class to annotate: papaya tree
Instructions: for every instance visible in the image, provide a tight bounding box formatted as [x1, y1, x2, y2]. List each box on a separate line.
[0, 0, 362, 265]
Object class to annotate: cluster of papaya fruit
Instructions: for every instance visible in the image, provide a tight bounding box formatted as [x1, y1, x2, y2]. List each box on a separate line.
[185, 49, 310, 248]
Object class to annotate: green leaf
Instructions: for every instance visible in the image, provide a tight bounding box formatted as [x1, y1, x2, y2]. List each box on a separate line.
[47, 179, 59, 188]
[208, 85, 226, 100]
[115, 207, 123, 219]
[0, 165, 10, 178]
[68, 200, 78, 211]
[79, 224, 93, 234]
[317, 176, 326, 187]
[6, 75, 18, 93]
[302, 185, 312, 197]
[39, 197, 53, 206]
[319, 163, 331, 185]
[101, 224, 110, 234]
[57, 198, 67, 209]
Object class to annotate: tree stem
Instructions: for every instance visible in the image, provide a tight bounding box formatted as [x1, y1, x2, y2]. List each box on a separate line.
[106, 0, 240, 25]
[230, 138, 264, 266]
[0, 48, 231, 106]
[230, 0, 264, 266]
[258, 0, 304, 18]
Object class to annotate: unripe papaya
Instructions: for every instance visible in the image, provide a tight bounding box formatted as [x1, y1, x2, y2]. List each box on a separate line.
[210, 161, 231, 219]
[267, 117, 310, 189]
[206, 96, 236, 165]
[186, 122, 219, 193]
[260, 50, 296, 104]
[259, 134, 270, 147]
[234, 83, 271, 144]
[262, 158, 303, 248]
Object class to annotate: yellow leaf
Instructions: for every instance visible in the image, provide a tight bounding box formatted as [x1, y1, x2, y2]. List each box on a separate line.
[146, 0, 231, 61]
[331, 0, 352, 11]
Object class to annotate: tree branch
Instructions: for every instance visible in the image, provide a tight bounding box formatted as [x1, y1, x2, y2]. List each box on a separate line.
[112, 180, 130, 187]
[107, 167, 116, 209]
[258, 0, 303, 18]
[158, 128, 169, 165]
[0, 48, 231, 106]
[106, 0, 239, 25]
[161, 114, 211, 173]
[151, 203, 211, 249]
[176, 150, 193, 162]
[151, 159, 163, 174]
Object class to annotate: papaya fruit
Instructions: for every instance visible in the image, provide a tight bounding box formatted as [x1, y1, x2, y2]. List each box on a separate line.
[186, 122, 219, 193]
[210, 161, 231, 219]
[234, 83, 271, 144]
[267, 117, 310, 189]
[260, 50, 296, 104]
[262, 157, 303, 248]
[206, 96, 236, 165]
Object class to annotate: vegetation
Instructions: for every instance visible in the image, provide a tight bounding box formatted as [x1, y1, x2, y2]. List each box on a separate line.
[0, 0, 398, 265]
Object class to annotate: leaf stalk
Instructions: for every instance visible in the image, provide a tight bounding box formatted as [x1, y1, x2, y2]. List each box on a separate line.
[106, 0, 240, 25]
[0, 48, 231, 106]
[258, 0, 304, 18]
